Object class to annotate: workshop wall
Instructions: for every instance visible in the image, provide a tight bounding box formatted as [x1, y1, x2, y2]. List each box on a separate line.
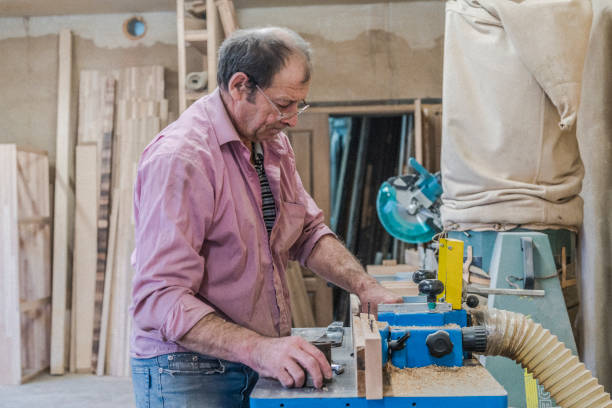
[0, 1, 444, 169]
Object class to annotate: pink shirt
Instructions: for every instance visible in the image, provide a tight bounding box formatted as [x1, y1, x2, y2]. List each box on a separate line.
[129, 89, 333, 358]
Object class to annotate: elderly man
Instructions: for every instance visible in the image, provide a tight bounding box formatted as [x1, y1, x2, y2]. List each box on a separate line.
[129, 27, 401, 407]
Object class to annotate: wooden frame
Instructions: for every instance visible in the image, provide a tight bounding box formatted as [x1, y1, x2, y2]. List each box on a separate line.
[1, 145, 52, 384]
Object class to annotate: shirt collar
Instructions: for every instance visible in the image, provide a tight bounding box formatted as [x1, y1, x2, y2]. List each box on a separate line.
[204, 88, 288, 156]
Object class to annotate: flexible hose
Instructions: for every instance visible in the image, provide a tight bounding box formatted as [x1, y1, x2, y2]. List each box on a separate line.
[470, 307, 612, 408]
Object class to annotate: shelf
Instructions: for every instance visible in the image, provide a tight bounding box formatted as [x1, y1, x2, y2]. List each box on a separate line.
[185, 29, 208, 42]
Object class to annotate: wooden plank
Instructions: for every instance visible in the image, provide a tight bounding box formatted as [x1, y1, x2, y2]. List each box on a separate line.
[286, 262, 315, 327]
[51, 28, 74, 375]
[366, 264, 419, 276]
[0, 144, 22, 385]
[215, 0, 238, 36]
[96, 191, 120, 375]
[414, 99, 423, 165]
[352, 315, 366, 397]
[206, 0, 223, 91]
[20, 297, 52, 313]
[71, 144, 98, 373]
[1, 146, 51, 384]
[379, 280, 419, 297]
[177, 0, 187, 113]
[302, 276, 333, 326]
[91, 77, 116, 370]
[363, 316, 383, 400]
[353, 314, 383, 400]
[288, 131, 312, 193]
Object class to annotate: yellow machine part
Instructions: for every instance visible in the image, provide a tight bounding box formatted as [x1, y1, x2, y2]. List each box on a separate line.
[437, 238, 464, 310]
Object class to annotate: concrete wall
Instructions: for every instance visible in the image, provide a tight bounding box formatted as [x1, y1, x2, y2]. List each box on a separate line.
[0, 1, 444, 168]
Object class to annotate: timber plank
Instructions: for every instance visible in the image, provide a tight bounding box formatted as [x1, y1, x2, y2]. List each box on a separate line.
[51, 28, 75, 375]
[72, 144, 98, 373]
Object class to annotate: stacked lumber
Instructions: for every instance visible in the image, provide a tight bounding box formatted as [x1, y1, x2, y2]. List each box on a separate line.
[64, 66, 167, 377]
[70, 70, 115, 374]
[0, 145, 51, 385]
[102, 66, 167, 377]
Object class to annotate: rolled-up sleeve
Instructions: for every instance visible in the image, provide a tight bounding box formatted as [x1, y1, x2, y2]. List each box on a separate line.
[131, 152, 214, 343]
[288, 155, 336, 266]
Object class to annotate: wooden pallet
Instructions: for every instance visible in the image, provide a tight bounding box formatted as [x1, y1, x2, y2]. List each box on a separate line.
[0, 145, 52, 385]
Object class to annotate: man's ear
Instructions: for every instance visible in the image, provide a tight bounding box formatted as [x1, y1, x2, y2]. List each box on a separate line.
[227, 72, 251, 102]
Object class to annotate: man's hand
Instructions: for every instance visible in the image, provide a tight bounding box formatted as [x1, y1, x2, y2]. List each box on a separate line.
[359, 280, 403, 315]
[249, 336, 332, 389]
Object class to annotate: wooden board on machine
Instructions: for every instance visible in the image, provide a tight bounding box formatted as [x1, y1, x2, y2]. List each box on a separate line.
[352, 313, 385, 400]
[0, 145, 52, 385]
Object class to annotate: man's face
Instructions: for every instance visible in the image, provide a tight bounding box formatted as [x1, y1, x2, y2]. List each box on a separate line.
[234, 56, 310, 143]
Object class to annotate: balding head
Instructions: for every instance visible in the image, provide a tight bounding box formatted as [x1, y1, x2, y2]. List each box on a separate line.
[217, 27, 312, 93]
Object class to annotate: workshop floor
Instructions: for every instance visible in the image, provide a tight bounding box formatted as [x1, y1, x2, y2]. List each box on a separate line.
[0, 373, 134, 408]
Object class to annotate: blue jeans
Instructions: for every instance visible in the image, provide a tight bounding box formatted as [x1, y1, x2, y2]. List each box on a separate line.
[131, 352, 259, 408]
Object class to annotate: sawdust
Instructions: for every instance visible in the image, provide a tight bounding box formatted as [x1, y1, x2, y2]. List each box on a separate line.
[383, 361, 506, 396]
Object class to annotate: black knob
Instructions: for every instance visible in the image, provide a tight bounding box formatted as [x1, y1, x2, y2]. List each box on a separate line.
[412, 270, 436, 284]
[466, 295, 479, 308]
[426, 330, 453, 357]
[462, 326, 487, 353]
[418, 279, 444, 305]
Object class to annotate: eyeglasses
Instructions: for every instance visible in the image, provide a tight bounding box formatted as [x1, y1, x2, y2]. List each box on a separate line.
[255, 84, 309, 121]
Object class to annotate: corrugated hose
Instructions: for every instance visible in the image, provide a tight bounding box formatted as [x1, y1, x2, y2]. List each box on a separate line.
[469, 307, 612, 408]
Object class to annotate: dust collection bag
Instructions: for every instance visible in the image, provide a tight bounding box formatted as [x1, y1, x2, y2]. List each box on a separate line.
[440, 0, 592, 231]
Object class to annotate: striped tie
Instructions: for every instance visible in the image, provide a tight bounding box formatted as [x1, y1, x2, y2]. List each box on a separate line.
[253, 144, 276, 236]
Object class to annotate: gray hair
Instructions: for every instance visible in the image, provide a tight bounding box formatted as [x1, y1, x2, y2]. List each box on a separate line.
[216, 27, 312, 92]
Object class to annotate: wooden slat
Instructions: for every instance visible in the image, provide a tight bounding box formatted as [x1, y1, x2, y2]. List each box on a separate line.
[96, 191, 119, 376]
[302, 276, 333, 327]
[1, 146, 51, 384]
[366, 264, 419, 276]
[51, 28, 74, 375]
[379, 280, 419, 297]
[71, 144, 98, 373]
[353, 314, 383, 400]
[215, 0, 238, 36]
[0, 144, 21, 385]
[177, 0, 187, 113]
[414, 98, 423, 165]
[288, 131, 312, 193]
[286, 262, 315, 327]
[91, 77, 116, 370]
[206, 0, 223, 91]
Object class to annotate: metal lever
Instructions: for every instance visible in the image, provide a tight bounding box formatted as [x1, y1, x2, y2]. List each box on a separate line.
[388, 331, 411, 361]
[521, 237, 535, 290]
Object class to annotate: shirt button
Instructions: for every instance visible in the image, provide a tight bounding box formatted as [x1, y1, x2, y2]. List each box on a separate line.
[168, 355, 174, 361]
[159, 368, 163, 373]
[192, 356, 198, 361]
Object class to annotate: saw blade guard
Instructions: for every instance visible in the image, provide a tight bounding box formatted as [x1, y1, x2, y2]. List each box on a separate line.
[376, 180, 437, 243]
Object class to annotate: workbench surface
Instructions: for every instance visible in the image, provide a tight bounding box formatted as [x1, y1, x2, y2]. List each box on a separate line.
[250, 327, 507, 407]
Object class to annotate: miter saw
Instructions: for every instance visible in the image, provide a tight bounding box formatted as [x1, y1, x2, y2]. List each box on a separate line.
[376, 157, 442, 244]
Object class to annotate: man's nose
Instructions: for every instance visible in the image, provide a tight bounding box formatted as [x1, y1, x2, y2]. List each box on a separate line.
[281, 113, 299, 128]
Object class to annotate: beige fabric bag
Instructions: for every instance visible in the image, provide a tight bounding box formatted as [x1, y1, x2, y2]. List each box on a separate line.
[440, 0, 592, 231]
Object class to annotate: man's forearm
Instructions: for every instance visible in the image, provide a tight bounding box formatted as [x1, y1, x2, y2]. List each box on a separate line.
[305, 235, 378, 294]
[178, 312, 261, 368]
[178, 311, 333, 388]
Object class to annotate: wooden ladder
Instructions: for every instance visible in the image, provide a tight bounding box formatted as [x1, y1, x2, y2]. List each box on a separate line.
[176, 0, 238, 113]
